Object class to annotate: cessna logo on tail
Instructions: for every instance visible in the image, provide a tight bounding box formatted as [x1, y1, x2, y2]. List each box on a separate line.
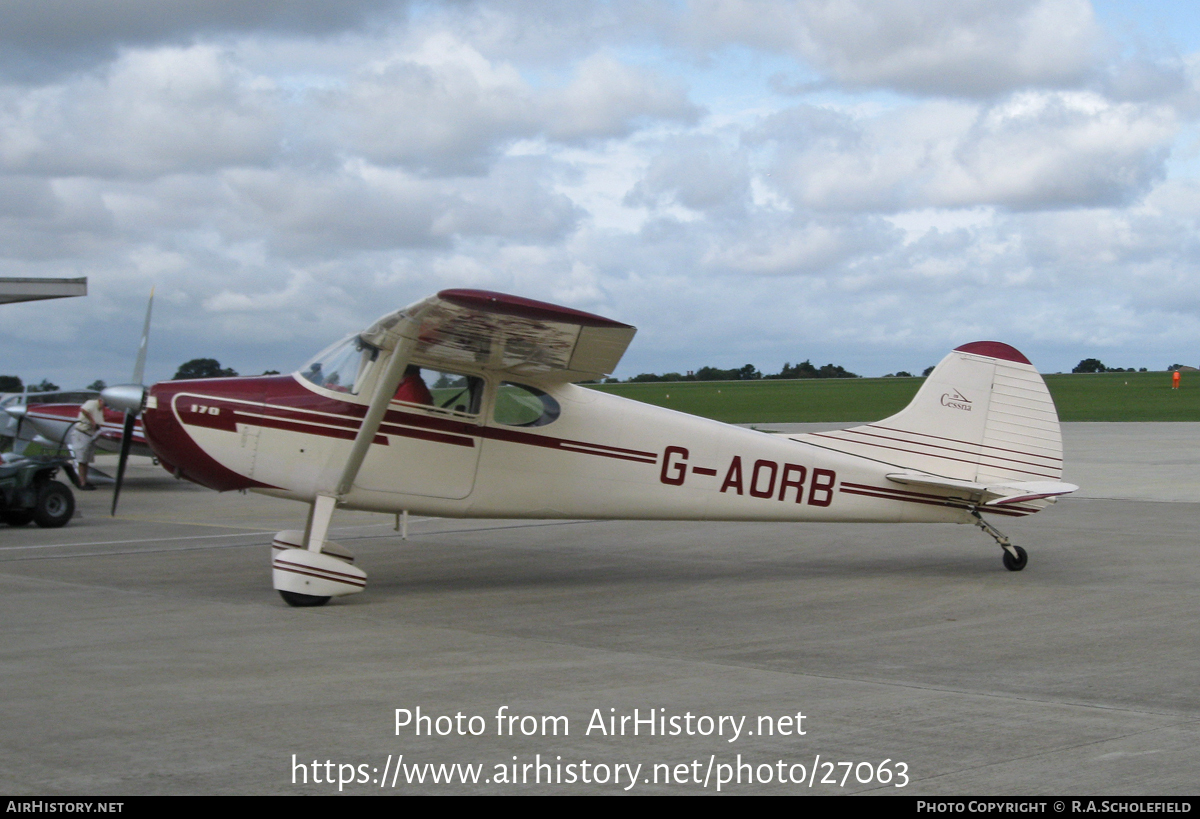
[940, 389, 972, 411]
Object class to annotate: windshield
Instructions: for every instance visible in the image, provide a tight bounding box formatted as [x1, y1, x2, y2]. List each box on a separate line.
[299, 335, 380, 395]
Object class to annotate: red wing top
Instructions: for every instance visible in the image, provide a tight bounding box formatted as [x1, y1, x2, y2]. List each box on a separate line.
[359, 289, 636, 383]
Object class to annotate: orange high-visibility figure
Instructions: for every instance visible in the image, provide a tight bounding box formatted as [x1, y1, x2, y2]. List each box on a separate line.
[1172, 370, 1181, 390]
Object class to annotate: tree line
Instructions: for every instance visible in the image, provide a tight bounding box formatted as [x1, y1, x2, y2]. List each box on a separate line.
[0, 359, 276, 394]
[618, 359, 862, 383]
[1072, 359, 1158, 373]
[4, 356, 1191, 394]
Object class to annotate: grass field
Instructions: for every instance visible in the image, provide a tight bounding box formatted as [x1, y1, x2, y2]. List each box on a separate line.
[586, 370, 1200, 423]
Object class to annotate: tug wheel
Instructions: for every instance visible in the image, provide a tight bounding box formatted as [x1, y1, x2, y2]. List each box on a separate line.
[33, 481, 74, 528]
[1002, 545, 1028, 572]
[279, 590, 332, 607]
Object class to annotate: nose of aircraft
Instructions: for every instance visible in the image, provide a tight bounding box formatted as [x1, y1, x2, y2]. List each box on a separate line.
[140, 379, 270, 492]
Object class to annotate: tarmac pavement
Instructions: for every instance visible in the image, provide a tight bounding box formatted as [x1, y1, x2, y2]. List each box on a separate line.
[1, 424, 1197, 795]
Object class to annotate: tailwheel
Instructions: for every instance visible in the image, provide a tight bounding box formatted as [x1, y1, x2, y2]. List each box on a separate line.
[971, 508, 1029, 572]
[1002, 545, 1028, 572]
[279, 590, 332, 608]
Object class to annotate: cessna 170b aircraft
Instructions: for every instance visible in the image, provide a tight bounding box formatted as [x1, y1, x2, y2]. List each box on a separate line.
[100, 289, 1077, 607]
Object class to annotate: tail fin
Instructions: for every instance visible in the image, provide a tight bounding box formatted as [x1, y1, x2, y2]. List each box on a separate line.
[802, 341, 1064, 485]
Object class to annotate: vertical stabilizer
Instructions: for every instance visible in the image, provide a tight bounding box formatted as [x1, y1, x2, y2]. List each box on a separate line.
[796, 342, 1063, 484]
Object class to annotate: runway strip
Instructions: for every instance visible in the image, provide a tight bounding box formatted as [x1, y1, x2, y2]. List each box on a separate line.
[0, 518, 602, 561]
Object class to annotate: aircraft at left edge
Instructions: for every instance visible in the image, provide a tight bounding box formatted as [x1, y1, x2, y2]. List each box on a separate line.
[3, 398, 152, 460]
[2, 277, 147, 462]
[98, 289, 1077, 607]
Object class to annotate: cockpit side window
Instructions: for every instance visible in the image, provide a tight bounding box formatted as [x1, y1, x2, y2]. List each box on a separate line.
[395, 367, 482, 416]
[299, 335, 380, 395]
[493, 382, 560, 427]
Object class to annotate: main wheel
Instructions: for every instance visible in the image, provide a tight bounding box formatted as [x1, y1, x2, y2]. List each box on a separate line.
[3, 510, 34, 526]
[33, 481, 74, 528]
[1002, 545, 1028, 572]
[279, 590, 332, 608]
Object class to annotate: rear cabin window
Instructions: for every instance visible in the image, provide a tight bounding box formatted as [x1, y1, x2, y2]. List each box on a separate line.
[493, 382, 560, 427]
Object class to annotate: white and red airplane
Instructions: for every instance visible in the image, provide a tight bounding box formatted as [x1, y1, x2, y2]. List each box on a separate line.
[4, 400, 151, 459]
[102, 289, 1076, 607]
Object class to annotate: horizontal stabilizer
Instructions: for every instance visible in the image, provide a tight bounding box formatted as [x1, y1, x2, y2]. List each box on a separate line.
[886, 472, 1078, 506]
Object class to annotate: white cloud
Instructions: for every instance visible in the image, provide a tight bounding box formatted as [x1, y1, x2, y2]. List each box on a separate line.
[757, 91, 1178, 212]
[682, 0, 1100, 97]
[334, 33, 539, 175]
[335, 38, 700, 174]
[222, 164, 446, 253]
[701, 215, 899, 275]
[542, 53, 701, 142]
[625, 135, 751, 215]
[932, 91, 1177, 208]
[0, 45, 283, 178]
[0, 0, 409, 80]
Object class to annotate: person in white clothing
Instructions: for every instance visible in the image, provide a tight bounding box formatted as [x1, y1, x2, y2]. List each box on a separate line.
[68, 397, 106, 489]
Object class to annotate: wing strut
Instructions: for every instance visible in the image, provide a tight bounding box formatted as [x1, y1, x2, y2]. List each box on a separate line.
[303, 335, 417, 552]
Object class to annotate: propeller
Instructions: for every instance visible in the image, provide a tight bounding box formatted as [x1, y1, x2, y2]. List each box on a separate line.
[3, 384, 52, 456]
[102, 288, 154, 515]
[3, 401, 27, 449]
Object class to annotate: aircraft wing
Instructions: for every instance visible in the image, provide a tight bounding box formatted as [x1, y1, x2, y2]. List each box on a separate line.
[359, 289, 636, 382]
[886, 472, 1078, 507]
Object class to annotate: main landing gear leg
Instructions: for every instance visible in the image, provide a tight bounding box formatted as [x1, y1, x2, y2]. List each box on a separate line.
[970, 508, 1028, 571]
[271, 494, 367, 607]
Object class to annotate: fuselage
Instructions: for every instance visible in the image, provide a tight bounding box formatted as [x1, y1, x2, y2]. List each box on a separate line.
[138, 371, 1020, 525]
[7, 402, 150, 457]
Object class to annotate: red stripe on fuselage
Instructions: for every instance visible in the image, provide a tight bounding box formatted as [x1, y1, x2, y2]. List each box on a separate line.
[150, 375, 659, 485]
[809, 432, 1060, 480]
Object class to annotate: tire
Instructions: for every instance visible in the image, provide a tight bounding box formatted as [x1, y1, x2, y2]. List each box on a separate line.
[3, 510, 34, 526]
[279, 590, 332, 608]
[1002, 545, 1028, 572]
[33, 480, 74, 528]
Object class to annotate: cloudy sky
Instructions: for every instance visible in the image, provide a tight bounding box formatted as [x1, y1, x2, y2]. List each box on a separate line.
[3, 0, 1199, 388]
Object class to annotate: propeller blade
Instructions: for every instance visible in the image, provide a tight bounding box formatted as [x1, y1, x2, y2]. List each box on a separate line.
[109, 286, 155, 515]
[132, 287, 154, 386]
[110, 412, 137, 516]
